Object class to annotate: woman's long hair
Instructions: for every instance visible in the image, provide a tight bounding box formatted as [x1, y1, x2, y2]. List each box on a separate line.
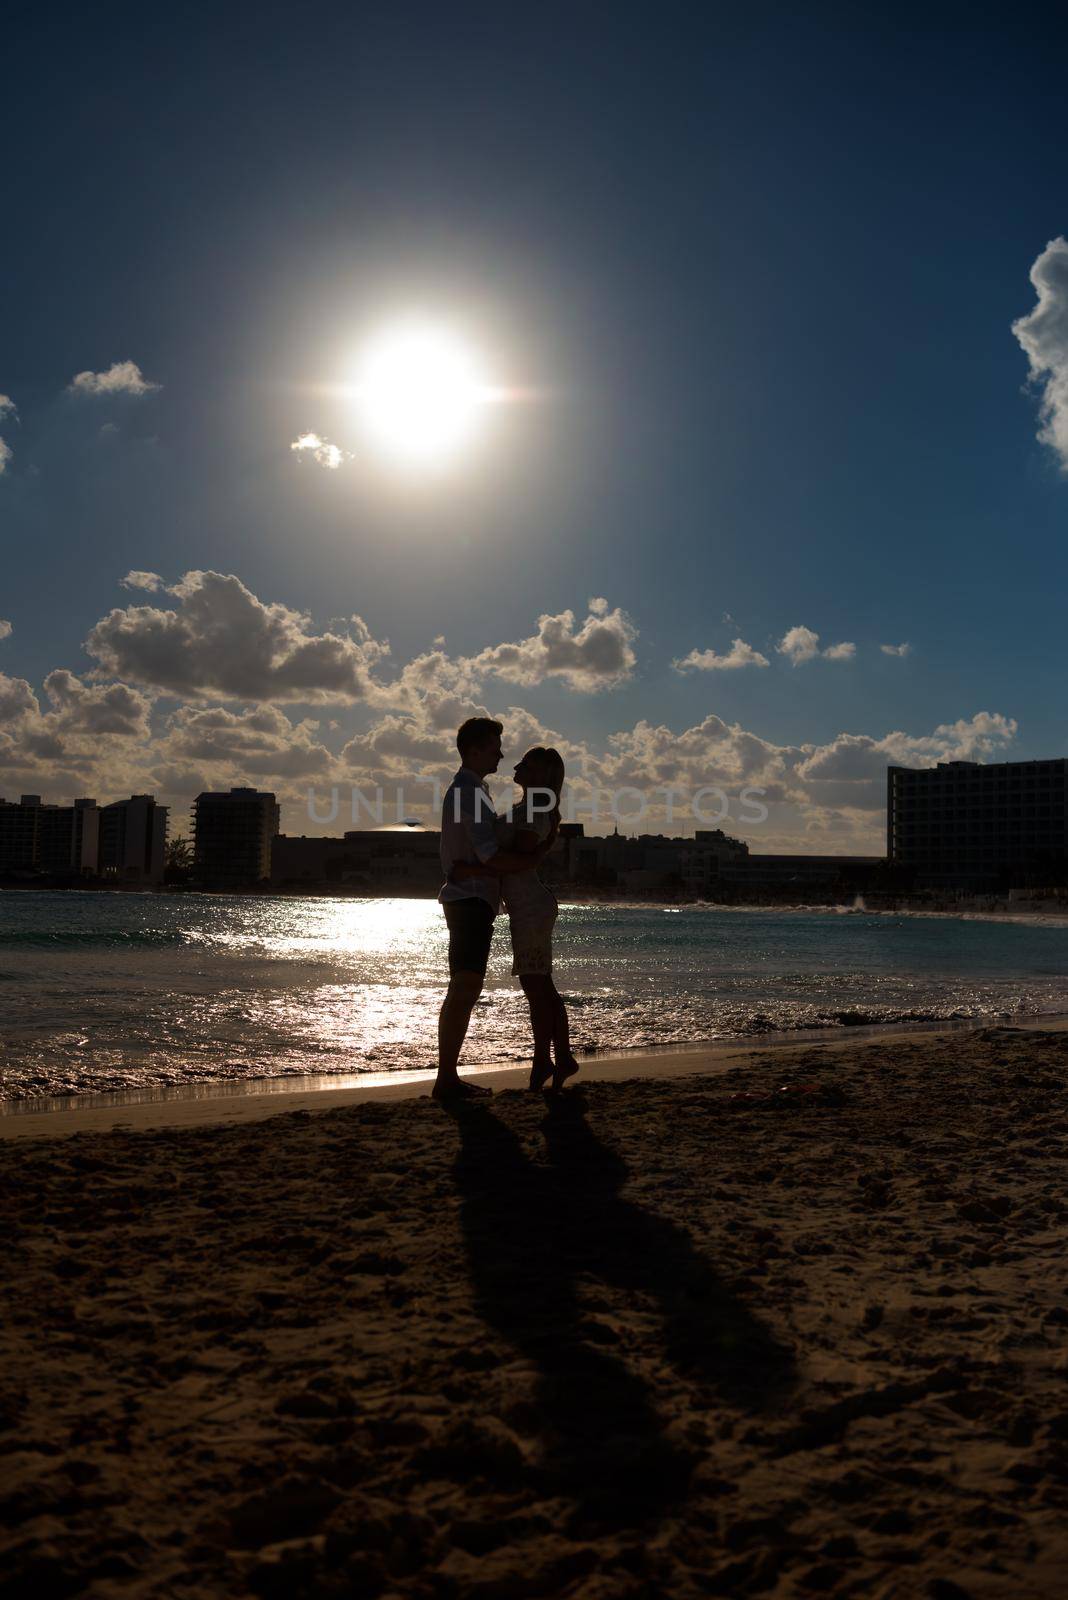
[518, 745, 565, 827]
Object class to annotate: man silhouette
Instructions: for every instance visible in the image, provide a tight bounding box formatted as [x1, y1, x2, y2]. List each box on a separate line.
[434, 717, 554, 1099]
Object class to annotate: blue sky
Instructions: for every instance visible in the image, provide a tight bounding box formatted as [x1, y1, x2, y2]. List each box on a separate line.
[2, 3, 1067, 847]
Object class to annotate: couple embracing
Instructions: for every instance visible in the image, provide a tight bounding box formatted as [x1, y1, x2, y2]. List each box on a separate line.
[433, 716, 580, 1101]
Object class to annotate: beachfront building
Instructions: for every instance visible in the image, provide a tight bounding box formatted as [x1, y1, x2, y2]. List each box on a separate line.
[71, 798, 101, 876]
[562, 826, 750, 891]
[718, 853, 884, 891]
[271, 827, 441, 893]
[261, 818, 890, 900]
[193, 787, 279, 887]
[98, 794, 168, 885]
[887, 758, 1068, 887]
[270, 824, 754, 896]
[0, 797, 38, 871]
[0, 794, 100, 876]
[563, 829, 883, 896]
[685, 829, 753, 893]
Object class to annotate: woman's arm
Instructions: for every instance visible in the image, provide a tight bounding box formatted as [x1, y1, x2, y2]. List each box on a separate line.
[450, 831, 556, 880]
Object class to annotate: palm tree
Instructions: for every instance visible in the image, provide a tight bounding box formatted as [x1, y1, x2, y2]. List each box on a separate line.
[164, 835, 194, 883]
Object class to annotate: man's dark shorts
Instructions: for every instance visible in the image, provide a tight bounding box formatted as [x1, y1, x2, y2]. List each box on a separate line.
[444, 898, 496, 978]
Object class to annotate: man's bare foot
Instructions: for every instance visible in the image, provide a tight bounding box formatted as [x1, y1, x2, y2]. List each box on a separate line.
[550, 1053, 581, 1092]
[432, 1078, 493, 1100]
[529, 1057, 554, 1093]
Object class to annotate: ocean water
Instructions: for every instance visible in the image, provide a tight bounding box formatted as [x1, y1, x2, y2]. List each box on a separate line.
[2, 891, 1067, 1101]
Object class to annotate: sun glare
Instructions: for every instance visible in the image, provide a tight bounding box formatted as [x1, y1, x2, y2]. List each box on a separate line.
[352, 320, 494, 468]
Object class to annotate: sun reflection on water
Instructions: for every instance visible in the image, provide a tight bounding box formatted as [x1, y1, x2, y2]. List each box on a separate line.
[188, 896, 444, 962]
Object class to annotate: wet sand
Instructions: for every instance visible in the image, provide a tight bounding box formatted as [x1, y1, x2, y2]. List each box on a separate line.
[2, 1023, 1067, 1597]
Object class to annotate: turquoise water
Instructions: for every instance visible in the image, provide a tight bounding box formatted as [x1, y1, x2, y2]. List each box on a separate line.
[1, 891, 1067, 1099]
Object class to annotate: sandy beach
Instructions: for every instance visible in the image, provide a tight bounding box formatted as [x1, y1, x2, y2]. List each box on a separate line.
[3, 1023, 1068, 1598]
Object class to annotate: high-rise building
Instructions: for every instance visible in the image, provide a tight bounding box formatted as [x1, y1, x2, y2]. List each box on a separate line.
[0, 796, 41, 872]
[887, 759, 1068, 886]
[72, 799, 100, 876]
[98, 795, 168, 884]
[0, 794, 99, 875]
[193, 787, 279, 886]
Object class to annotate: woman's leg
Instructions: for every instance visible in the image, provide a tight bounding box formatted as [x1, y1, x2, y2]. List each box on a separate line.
[549, 978, 571, 1057]
[519, 974, 556, 1090]
[549, 979, 580, 1088]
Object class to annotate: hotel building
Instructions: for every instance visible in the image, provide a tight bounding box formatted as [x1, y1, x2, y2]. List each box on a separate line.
[98, 794, 169, 885]
[271, 828, 440, 892]
[193, 787, 280, 886]
[0, 794, 100, 876]
[887, 759, 1068, 887]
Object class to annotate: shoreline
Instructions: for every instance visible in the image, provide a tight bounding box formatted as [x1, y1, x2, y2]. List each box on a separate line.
[4, 881, 1068, 923]
[6, 1010, 1068, 1141]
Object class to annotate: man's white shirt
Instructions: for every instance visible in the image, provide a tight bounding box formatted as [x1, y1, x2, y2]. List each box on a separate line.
[439, 766, 501, 913]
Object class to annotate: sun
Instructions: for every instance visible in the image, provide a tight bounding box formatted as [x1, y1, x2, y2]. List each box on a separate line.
[352, 320, 494, 468]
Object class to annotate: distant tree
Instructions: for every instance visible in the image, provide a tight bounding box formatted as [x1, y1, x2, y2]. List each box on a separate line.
[164, 835, 194, 884]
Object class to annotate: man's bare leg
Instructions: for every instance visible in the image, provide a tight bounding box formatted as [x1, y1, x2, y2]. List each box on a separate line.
[434, 971, 492, 1098]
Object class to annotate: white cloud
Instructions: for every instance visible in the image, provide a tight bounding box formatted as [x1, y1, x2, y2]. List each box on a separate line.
[674, 638, 770, 673]
[157, 703, 335, 780]
[0, 672, 37, 725]
[0, 669, 155, 800]
[465, 601, 637, 692]
[386, 615, 639, 707]
[41, 670, 153, 737]
[381, 602, 638, 700]
[926, 712, 1019, 756]
[339, 695, 576, 794]
[68, 360, 161, 398]
[0, 393, 14, 475]
[87, 573, 639, 711]
[290, 432, 349, 470]
[0, 619, 12, 640]
[777, 625, 821, 665]
[797, 712, 1017, 789]
[336, 693, 1017, 847]
[0, 605, 1022, 859]
[880, 641, 911, 657]
[579, 709, 1018, 835]
[85, 570, 391, 705]
[1012, 236, 1068, 469]
[777, 625, 854, 665]
[3, 572, 1005, 848]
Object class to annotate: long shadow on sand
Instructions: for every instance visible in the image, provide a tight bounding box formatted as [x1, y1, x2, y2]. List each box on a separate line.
[445, 1090, 794, 1525]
